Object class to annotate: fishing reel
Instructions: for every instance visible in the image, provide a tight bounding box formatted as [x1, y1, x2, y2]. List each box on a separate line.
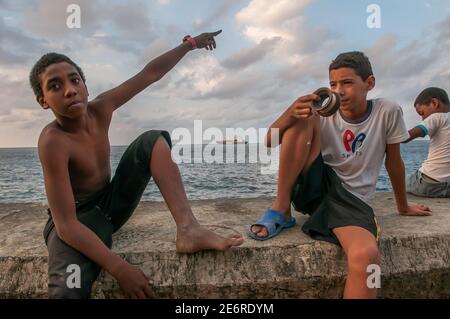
[311, 87, 340, 117]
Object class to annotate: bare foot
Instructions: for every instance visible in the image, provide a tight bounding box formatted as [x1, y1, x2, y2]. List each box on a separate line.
[250, 206, 292, 239]
[176, 224, 244, 253]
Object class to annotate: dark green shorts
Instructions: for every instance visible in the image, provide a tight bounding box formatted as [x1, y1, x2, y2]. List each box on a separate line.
[43, 130, 172, 298]
[291, 154, 380, 246]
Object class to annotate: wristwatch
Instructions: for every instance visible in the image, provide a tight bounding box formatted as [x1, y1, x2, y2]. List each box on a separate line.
[183, 35, 197, 50]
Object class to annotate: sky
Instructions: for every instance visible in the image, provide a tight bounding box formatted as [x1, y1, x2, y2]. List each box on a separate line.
[0, 0, 449, 147]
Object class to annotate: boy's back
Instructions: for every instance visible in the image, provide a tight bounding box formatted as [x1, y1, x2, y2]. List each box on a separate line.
[419, 112, 450, 182]
[404, 86, 450, 197]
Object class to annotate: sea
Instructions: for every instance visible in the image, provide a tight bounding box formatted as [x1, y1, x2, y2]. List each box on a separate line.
[0, 141, 429, 204]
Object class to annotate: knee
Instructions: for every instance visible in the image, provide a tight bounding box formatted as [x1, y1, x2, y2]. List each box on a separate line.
[283, 118, 315, 140]
[151, 136, 172, 160]
[140, 130, 170, 151]
[347, 244, 380, 271]
[137, 131, 171, 165]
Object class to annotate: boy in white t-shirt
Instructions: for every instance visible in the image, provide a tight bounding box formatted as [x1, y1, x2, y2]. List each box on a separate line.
[403, 87, 450, 197]
[249, 51, 432, 299]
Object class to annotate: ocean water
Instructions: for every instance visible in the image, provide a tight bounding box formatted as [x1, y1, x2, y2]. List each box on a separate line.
[0, 141, 429, 203]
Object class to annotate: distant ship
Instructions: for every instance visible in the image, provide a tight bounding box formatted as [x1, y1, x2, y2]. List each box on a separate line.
[217, 138, 248, 144]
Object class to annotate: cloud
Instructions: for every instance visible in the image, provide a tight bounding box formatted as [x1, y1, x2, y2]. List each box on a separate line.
[161, 54, 273, 101]
[106, 1, 156, 42]
[363, 14, 450, 125]
[23, 0, 101, 38]
[0, 19, 50, 65]
[21, 0, 157, 55]
[142, 0, 335, 133]
[0, 0, 38, 11]
[193, 0, 245, 31]
[236, 0, 311, 32]
[0, 69, 53, 147]
[437, 13, 450, 45]
[0, 1, 449, 148]
[166, 0, 325, 103]
[221, 37, 281, 70]
[233, 0, 337, 83]
[366, 34, 436, 79]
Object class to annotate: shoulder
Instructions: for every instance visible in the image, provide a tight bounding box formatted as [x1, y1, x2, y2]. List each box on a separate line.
[425, 112, 448, 122]
[371, 98, 406, 124]
[372, 98, 403, 113]
[423, 112, 448, 128]
[87, 98, 113, 127]
[38, 123, 70, 164]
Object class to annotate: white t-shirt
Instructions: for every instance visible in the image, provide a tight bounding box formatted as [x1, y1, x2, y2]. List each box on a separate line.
[418, 112, 450, 182]
[320, 98, 409, 202]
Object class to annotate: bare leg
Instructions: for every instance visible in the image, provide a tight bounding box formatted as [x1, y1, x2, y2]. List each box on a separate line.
[251, 116, 320, 238]
[150, 136, 244, 253]
[333, 226, 380, 299]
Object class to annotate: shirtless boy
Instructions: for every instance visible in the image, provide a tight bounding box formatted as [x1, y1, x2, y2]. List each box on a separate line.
[30, 30, 243, 299]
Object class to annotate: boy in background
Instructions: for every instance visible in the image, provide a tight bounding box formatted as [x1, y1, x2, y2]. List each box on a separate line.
[403, 87, 450, 197]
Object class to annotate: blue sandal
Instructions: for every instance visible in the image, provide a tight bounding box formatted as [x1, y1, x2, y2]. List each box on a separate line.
[248, 209, 296, 241]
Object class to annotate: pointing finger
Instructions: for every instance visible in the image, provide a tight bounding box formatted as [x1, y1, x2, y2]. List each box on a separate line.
[212, 29, 222, 37]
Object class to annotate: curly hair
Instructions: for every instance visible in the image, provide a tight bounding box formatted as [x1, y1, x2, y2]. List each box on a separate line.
[29, 52, 86, 98]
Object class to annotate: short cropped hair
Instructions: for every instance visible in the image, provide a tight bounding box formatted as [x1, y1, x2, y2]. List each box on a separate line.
[29, 52, 86, 98]
[414, 87, 449, 106]
[329, 51, 373, 81]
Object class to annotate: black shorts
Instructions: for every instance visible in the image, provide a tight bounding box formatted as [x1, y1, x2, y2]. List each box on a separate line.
[291, 154, 380, 246]
[42, 130, 172, 298]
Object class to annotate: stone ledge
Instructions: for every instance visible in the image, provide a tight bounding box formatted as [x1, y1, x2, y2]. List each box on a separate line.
[0, 193, 449, 298]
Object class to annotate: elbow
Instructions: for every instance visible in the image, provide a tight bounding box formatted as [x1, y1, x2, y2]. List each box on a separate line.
[147, 68, 163, 83]
[152, 74, 163, 83]
[55, 224, 69, 242]
[402, 135, 412, 144]
[54, 220, 77, 243]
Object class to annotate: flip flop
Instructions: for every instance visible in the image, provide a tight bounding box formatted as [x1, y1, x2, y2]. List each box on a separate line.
[248, 209, 296, 241]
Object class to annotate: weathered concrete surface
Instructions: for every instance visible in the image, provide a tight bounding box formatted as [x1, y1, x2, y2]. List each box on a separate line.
[0, 193, 449, 299]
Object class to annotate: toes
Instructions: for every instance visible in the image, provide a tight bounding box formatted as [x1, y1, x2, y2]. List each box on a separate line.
[231, 234, 243, 240]
[231, 234, 244, 243]
[224, 236, 244, 249]
[251, 225, 262, 234]
[233, 237, 244, 246]
[256, 228, 268, 238]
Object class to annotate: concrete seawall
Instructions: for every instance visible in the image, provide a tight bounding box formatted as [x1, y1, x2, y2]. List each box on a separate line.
[0, 193, 449, 298]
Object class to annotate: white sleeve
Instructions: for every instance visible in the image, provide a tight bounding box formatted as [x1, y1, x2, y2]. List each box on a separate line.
[420, 113, 443, 138]
[386, 104, 409, 144]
